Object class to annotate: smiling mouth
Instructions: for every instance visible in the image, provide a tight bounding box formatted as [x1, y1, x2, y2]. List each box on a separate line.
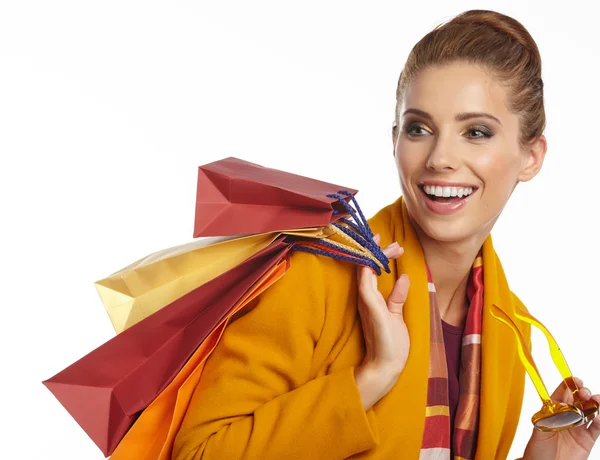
[418, 184, 478, 203]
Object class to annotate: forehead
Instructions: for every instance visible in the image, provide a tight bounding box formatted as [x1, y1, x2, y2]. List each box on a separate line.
[402, 63, 512, 120]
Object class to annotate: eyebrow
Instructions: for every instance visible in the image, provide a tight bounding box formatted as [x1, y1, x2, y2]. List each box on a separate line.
[403, 108, 503, 126]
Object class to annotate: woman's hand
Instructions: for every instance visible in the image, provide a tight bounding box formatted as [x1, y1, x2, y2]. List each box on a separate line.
[522, 378, 600, 460]
[354, 234, 410, 410]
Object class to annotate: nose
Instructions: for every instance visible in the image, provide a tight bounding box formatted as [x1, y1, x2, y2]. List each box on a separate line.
[425, 136, 460, 172]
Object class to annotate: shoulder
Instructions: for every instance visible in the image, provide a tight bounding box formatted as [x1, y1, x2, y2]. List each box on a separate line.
[244, 247, 358, 331]
[269, 247, 357, 295]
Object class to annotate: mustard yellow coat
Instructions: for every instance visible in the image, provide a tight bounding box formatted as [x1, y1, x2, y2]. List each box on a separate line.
[172, 197, 531, 459]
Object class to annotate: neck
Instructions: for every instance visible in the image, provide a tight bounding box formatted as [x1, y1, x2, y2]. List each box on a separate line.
[411, 220, 489, 326]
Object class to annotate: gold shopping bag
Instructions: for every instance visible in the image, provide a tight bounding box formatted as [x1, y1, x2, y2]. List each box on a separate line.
[95, 228, 332, 333]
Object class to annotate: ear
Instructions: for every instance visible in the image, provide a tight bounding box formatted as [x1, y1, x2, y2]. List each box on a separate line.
[392, 125, 398, 157]
[518, 134, 547, 182]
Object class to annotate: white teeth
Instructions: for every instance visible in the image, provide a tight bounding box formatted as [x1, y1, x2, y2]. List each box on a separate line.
[423, 185, 474, 198]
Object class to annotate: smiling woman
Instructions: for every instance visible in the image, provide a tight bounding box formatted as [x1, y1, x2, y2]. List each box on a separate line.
[394, 63, 545, 243]
[172, 9, 600, 460]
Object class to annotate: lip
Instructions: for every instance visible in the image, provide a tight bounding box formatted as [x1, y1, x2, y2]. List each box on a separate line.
[417, 183, 478, 215]
[420, 180, 479, 189]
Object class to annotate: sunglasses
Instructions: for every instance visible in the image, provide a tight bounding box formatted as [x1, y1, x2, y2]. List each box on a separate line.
[490, 304, 598, 431]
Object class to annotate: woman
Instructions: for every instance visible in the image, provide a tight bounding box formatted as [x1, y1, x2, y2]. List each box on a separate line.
[173, 9, 600, 459]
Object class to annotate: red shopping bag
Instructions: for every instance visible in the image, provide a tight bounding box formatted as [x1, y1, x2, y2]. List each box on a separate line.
[194, 157, 358, 236]
[108, 239, 383, 459]
[109, 257, 290, 460]
[43, 238, 293, 457]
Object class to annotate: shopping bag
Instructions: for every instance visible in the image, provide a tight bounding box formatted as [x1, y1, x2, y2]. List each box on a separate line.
[43, 156, 391, 458]
[43, 238, 293, 457]
[96, 228, 332, 333]
[109, 257, 289, 459]
[96, 233, 275, 333]
[194, 157, 358, 237]
[106, 225, 390, 458]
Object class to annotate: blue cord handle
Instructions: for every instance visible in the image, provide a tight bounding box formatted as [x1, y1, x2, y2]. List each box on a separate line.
[290, 191, 390, 275]
[293, 245, 382, 275]
[332, 222, 389, 271]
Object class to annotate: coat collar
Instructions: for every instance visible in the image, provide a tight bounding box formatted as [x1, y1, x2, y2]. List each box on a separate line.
[475, 235, 520, 459]
[369, 197, 521, 459]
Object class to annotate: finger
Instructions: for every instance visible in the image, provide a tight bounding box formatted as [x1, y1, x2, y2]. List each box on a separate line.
[587, 395, 600, 441]
[387, 274, 409, 315]
[382, 242, 403, 260]
[373, 233, 380, 245]
[357, 264, 374, 292]
[547, 382, 570, 404]
[549, 377, 583, 403]
[357, 265, 380, 304]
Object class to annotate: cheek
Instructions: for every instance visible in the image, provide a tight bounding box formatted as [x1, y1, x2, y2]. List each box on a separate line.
[395, 153, 416, 192]
[395, 140, 425, 181]
[476, 150, 521, 194]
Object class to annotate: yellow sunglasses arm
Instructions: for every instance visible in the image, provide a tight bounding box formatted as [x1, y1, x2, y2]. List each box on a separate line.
[513, 305, 580, 395]
[490, 305, 551, 402]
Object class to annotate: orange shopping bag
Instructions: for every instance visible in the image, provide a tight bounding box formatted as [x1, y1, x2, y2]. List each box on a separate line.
[110, 257, 290, 459]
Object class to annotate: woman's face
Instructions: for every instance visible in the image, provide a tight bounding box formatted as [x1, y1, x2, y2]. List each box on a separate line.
[393, 62, 546, 244]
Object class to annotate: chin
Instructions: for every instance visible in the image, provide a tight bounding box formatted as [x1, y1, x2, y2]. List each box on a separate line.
[412, 215, 478, 243]
[403, 192, 491, 244]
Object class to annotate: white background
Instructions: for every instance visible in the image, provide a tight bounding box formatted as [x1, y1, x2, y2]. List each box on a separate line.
[1, 1, 599, 459]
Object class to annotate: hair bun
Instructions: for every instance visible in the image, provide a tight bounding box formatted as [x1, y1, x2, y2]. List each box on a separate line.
[452, 10, 538, 57]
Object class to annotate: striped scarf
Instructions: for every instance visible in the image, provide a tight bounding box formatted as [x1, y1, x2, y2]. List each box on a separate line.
[419, 254, 484, 460]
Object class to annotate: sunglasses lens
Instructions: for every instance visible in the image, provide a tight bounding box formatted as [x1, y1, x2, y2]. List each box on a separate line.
[535, 410, 582, 431]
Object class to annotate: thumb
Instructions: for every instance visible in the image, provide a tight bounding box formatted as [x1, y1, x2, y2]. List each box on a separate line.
[387, 274, 409, 315]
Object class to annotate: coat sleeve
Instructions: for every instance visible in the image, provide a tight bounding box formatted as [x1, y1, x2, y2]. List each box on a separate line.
[172, 251, 379, 460]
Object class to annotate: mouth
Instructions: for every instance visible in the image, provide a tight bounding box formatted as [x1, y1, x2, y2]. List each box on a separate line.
[417, 183, 478, 214]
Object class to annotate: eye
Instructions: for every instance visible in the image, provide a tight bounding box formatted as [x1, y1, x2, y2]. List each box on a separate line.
[463, 125, 493, 139]
[402, 121, 432, 138]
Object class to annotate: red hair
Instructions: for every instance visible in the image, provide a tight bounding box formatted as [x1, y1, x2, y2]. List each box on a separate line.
[394, 10, 545, 145]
